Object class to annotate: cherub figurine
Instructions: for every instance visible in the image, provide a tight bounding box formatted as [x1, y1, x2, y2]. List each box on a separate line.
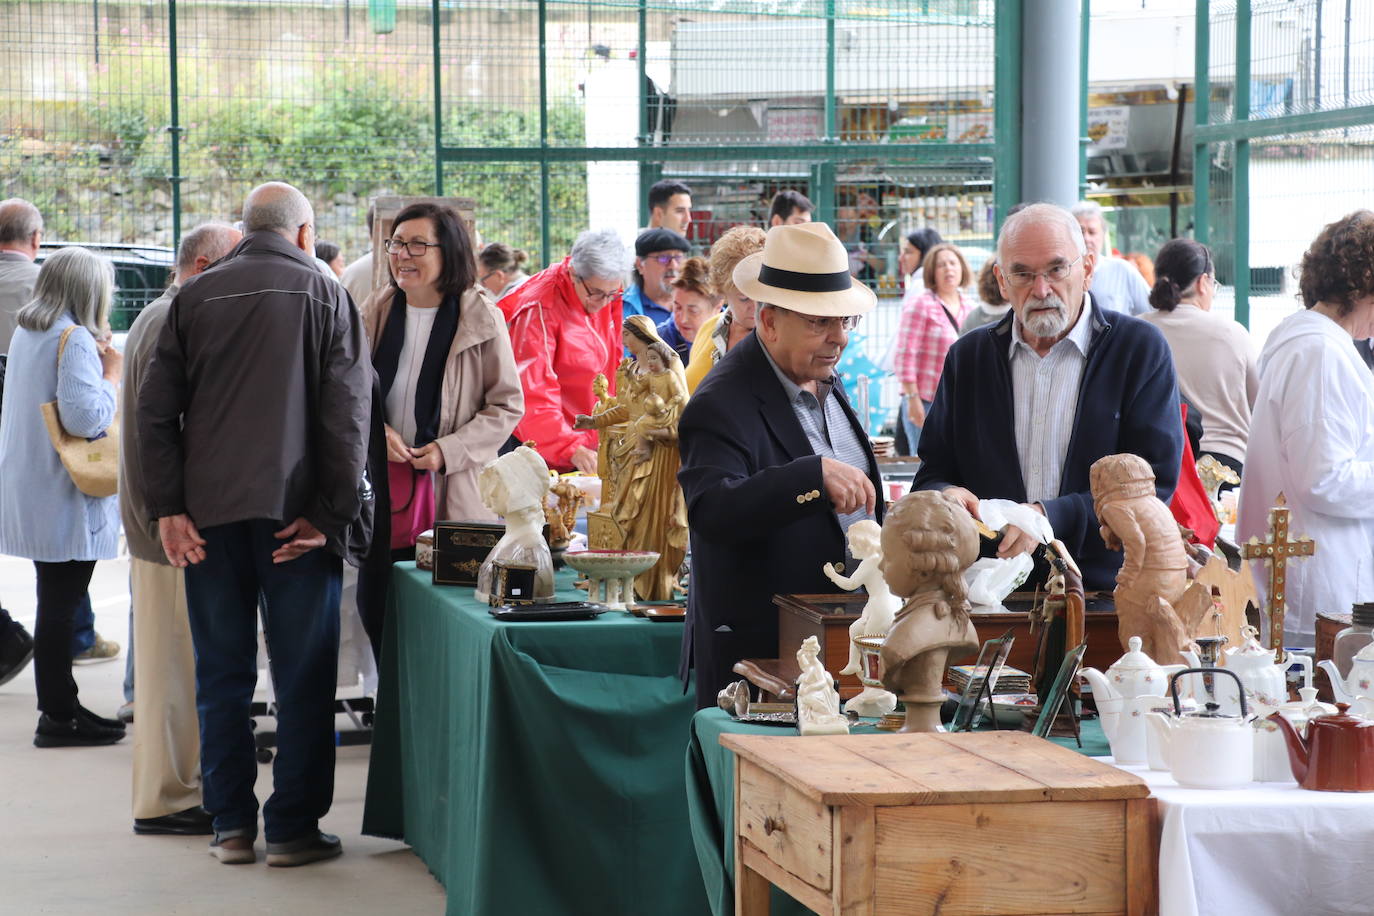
[1090, 453, 1195, 665]
[796, 636, 849, 736]
[823, 520, 900, 717]
[475, 446, 555, 604]
[878, 491, 981, 733]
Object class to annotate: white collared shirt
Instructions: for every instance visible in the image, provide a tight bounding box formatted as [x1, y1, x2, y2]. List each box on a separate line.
[1008, 295, 1094, 503]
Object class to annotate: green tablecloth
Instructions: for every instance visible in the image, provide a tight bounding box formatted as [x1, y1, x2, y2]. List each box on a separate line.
[685, 708, 1111, 916]
[363, 564, 709, 916]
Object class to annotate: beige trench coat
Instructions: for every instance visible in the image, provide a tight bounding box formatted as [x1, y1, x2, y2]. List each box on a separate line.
[362, 285, 524, 522]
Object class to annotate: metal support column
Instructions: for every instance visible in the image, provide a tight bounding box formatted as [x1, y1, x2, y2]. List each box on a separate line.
[1020, 0, 1081, 208]
[538, 0, 551, 267]
[1193, 0, 1210, 244]
[431, 0, 443, 195]
[167, 0, 182, 247]
[1079, 0, 1091, 198]
[993, 0, 1023, 234]
[1234, 0, 1251, 328]
[636, 0, 649, 228]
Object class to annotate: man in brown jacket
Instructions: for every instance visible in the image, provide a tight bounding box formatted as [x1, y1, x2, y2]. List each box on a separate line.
[138, 182, 372, 867]
[120, 221, 240, 837]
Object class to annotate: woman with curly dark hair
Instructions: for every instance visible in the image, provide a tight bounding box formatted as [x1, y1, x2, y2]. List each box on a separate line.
[1239, 210, 1374, 648]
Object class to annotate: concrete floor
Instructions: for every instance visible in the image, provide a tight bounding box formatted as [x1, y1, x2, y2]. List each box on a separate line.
[0, 553, 446, 915]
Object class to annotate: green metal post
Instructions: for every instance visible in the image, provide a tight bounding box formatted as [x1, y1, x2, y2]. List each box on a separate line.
[539, 0, 551, 267]
[812, 162, 836, 229]
[167, 0, 182, 248]
[993, 0, 1023, 234]
[1079, 0, 1090, 198]
[637, 0, 649, 229]
[1193, 0, 1210, 244]
[431, 0, 443, 195]
[824, 0, 837, 143]
[1234, 0, 1251, 328]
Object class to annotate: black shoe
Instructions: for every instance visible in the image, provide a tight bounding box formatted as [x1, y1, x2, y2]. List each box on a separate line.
[0, 624, 35, 687]
[265, 831, 342, 867]
[33, 712, 125, 748]
[135, 805, 215, 836]
[76, 704, 126, 731]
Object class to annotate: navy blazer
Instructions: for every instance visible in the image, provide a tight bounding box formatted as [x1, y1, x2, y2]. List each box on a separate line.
[677, 332, 884, 709]
[913, 298, 1182, 591]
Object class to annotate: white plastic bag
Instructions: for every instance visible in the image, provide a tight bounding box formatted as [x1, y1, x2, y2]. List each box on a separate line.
[961, 499, 1056, 607]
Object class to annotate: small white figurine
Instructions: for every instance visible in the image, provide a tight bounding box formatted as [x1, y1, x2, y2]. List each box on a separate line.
[475, 446, 556, 604]
[796, 636, 850, 736]
[825, 520, 900, 717]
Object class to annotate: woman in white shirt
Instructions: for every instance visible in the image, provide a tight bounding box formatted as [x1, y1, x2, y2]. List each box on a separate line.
[1239, 211, 1374, 647]
[1141, 238, 1257, 480]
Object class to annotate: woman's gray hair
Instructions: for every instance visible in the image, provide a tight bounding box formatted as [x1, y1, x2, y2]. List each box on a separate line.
[17, 247, 114, 334]
[569, 228, 630, 284]
[997, 202, 1086, 264]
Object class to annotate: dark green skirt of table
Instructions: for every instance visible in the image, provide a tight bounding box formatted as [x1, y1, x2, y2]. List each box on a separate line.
[363, 564, 710, 916]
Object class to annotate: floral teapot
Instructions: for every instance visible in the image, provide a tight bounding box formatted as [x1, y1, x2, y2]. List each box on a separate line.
[1219, 625, 1310, 713]
[1080, 636, 1187, 765]
[1317, 641, 1374, 712]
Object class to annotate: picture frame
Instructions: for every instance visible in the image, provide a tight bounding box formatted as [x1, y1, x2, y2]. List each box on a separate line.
[948, 629, 1016, 732]
[1033, 641, 1087, 741]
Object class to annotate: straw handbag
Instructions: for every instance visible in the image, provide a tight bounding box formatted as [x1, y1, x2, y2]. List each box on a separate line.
[39, 326, 119, 498]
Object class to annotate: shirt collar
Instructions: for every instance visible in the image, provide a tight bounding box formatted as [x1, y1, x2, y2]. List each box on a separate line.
[1008, 293, 1094, 359]
[759, 337, 833, 406]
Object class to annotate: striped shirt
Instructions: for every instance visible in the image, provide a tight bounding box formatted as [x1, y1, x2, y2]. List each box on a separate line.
[1008, 296, 1094, 504]
[760, 341, 875, 533]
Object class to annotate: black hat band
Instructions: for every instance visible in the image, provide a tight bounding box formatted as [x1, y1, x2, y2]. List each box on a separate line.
[758, 264, 852, 293]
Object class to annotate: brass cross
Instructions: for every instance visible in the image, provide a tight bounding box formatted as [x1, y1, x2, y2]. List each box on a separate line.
[1240, 492, 1316, 662]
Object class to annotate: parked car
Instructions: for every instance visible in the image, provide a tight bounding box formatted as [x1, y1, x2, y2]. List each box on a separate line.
[37, 242, 174, 331]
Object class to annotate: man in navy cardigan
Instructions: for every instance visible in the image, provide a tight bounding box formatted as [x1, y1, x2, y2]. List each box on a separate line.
[913, 203, 1182, 592]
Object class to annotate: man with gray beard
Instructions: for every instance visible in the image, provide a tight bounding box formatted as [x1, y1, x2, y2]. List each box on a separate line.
[911, 202, 1182, 591]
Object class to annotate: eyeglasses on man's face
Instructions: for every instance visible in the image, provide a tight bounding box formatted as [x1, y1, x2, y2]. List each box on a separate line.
[384, 238, 441, 257]
[776, 306, 861, 335]
[576, 274, 621, 303]
[1003, 254, 1083, 289]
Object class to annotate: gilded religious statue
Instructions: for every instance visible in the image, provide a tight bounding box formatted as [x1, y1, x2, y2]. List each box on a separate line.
[878, 491, 981, 733]
[1090, 453, 1202, 665]
[574, 315, 689, 601]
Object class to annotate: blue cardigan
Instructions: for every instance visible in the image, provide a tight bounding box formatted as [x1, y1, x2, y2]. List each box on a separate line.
[912, 298, 1182, 591]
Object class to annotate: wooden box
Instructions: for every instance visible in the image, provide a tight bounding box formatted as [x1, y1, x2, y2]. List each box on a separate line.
[431, 520, 505, 587]
[723, 731, 1156, 916]
[771, 593, 1121, 700]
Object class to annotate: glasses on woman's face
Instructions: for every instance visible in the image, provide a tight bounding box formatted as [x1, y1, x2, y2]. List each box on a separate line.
[577, 275, 621, 304]
[384, 238, 441, 257]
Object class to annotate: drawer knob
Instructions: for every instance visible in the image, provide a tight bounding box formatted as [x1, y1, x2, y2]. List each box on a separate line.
[762, 816, 786, 836]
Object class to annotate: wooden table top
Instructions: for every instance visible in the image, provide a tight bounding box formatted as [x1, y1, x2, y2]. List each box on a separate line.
[721, 731, 1150, 808]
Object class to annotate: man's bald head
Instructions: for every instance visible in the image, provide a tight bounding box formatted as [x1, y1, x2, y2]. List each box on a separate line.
[176, 222, 243, 278]
[0, 198, 43, 259]
[242, 182, 314, 252]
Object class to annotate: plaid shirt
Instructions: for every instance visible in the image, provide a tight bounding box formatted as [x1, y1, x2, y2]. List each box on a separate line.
[893, 288, 972, 399]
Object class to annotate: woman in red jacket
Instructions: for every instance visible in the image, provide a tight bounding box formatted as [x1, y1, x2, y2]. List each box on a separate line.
[499, 228, 630, 473]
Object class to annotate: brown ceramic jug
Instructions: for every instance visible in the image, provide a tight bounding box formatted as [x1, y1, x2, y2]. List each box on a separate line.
[1269, 703, 1374, 792]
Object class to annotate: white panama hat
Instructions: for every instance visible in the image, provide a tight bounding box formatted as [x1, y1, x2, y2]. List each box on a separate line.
[731, 222, 877, 317]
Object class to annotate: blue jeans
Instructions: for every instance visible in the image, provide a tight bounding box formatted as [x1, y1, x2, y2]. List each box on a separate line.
[185, 519, 342, 843]
[69, 592, 95, 656]
[900, 395, 933, 458]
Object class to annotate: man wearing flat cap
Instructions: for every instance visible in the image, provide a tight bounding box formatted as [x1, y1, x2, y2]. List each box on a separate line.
[623, 228, 689, 328]
[678, 222, 884, 708]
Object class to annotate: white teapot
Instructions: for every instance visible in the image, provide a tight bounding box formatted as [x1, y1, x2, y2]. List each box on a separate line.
[1080, 636, 1187, 766]
[1251, 686, 1337, 782]
[1145, 668, 1254, 788]
[1221, 625, 1310, 714]
[1317, 642, 1374, 711]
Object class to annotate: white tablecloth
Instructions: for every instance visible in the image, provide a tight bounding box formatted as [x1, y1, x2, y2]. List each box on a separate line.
[1104, 760, 1374, 916]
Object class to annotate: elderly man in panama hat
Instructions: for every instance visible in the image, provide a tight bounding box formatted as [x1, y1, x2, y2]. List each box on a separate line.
[677, 221, 886, 708]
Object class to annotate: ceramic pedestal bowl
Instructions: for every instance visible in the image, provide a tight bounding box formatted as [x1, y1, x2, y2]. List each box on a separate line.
[562, 549, 660, 611]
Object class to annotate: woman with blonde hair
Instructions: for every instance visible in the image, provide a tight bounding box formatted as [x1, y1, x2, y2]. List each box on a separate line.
[0, 247, 125, 747]
[657, 256, 719, 365]
[684, 225, 766, 393]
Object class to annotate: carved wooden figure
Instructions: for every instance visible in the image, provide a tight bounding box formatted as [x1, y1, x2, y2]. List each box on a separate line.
[1090, 453, 1195, 666]
[878, 491, 981, 733]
